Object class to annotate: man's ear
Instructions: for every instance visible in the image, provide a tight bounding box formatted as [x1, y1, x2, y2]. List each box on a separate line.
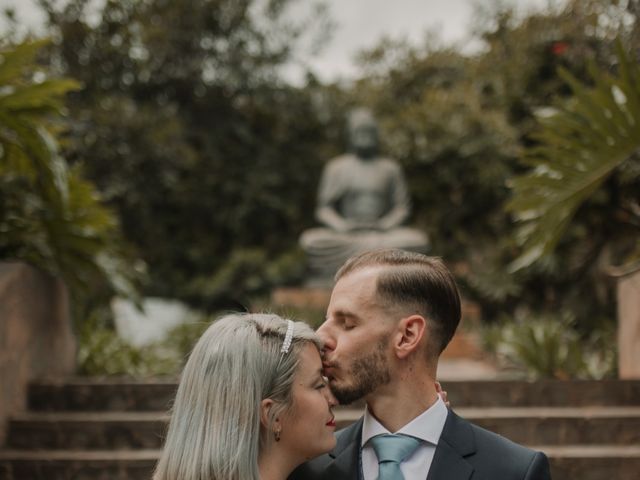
[395, 314, 426, 359]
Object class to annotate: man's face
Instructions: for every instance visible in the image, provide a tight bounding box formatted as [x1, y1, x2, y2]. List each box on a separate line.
[316, 267, 394, 405]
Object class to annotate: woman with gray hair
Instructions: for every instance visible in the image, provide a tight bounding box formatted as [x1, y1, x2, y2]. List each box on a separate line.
[153, 312, 337, 480]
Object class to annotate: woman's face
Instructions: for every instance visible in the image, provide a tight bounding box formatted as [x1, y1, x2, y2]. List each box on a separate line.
[279, 343, 337, 460]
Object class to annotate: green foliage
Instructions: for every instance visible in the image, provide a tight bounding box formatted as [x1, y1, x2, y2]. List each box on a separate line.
[343, 2, 638, 334]
[483, 312, 617, 380]
[349, 44, 521, 261]
[78, 311, 214, 376]
[5, 0, 636, 337]
[78, 325, 177, 376]
[0, 39, 142, 311]
[508, 41, 640, 270]
[184, 247, 306, 309]
[25, 0, 336, 307]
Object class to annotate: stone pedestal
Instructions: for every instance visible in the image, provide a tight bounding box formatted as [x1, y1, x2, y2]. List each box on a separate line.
[614, 263, 640, 379]
[0, 262, 76, 445]
[271, 287, 332, 310]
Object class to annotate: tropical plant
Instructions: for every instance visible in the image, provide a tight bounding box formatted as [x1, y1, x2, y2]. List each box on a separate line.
[508, 40, 640, 271]
[0, 39, 142, 313]
[483, 312, 616, 379]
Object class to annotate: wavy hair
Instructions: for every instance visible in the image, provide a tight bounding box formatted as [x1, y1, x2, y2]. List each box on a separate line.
[153, 312, 321, 480]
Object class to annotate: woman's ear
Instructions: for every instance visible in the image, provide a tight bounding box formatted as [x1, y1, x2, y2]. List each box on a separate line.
[261, 399, 283, 442]
[260, 398, 275, 429]
[395, 314, 426, 359]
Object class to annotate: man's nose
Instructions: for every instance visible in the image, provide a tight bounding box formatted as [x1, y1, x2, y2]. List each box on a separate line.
[316, 321, 334, 350]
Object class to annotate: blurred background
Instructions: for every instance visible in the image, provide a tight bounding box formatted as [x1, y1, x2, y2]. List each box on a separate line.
[1, 0, 639, 379]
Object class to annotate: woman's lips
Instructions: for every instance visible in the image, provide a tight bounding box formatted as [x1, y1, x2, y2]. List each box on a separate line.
[326, 416, 336, 427]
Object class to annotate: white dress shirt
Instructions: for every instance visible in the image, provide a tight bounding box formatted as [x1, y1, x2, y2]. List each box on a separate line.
[361, 396, 448, 480]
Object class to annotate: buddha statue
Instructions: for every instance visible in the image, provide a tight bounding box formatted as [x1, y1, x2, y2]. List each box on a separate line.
[300, 108, 429, 285]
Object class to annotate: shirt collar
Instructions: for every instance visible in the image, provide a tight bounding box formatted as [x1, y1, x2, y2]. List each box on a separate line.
[361, 395, 448, 447]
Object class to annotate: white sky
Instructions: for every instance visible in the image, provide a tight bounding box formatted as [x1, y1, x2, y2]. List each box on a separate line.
[1, 0, 567, 83]
[291, 0, 567, 83]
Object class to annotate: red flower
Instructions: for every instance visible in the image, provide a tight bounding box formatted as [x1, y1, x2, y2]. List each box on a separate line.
[551, 42, 569, 56]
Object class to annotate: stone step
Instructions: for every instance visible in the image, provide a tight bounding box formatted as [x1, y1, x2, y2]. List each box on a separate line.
[538, 445, 640, 480]
[442, 379, 640, 407]
[28, 378, 640, 411]
[337, 406, 640, 445]
[7, 412, 168, 450]
[1, 446, 639, 480]
[7, 406, 640, 449]
[28, 378, 177, 412]
[0, 450, 158, 480]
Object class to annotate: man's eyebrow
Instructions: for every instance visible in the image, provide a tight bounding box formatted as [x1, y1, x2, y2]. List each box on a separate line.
[330, 309, 356, 320]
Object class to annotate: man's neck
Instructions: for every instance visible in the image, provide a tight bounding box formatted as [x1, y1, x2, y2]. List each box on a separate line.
[365, 371, 439, 433]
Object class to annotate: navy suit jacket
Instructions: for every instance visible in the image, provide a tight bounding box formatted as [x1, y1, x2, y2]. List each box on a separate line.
[289, 409, 551, 480]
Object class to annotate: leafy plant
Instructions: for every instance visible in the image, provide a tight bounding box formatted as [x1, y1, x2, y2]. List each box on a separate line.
[78, 325, 178, 377]
[24, 0, 333, 307]
[184, 248, 307, 311]
[77, 311, 215, 376]
[0, 39, 142, 312]
[508, 40, 640, 271]
[484, 312, 616, 379]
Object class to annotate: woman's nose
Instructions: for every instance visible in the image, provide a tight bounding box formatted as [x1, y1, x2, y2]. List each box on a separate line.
[325, 387, 338, 406]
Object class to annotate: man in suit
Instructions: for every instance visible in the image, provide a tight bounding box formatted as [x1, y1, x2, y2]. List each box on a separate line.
[291, 249, 551, 480]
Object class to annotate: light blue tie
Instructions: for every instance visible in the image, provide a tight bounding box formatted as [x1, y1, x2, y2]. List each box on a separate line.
[369, 434, 421, 480]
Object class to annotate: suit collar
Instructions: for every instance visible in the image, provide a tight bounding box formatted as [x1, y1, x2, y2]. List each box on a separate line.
[426, 410, 476, 480]
[326, 411, 476, 480]
[324, 418, 363, 479]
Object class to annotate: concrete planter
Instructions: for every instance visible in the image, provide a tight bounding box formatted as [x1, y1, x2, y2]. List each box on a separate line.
[0, 262, 76, 446]
[613, 262, 640, 379]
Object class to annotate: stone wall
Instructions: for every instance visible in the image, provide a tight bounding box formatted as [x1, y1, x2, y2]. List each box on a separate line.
[0, 262, 76, 446]
[616, 264, 640, 379]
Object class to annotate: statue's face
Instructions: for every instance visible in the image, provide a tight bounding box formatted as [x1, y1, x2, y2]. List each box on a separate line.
[350, 123, 378, 158]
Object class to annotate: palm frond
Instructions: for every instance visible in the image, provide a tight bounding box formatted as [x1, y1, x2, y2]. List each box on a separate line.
[507, 40, 640, 271]
[0, 39, 142, 308]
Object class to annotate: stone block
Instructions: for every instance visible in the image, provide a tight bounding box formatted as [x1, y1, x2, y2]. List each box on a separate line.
[0, 262, 76, 446]
[615, 264, 640, 379]
[270, 287, 331, 310]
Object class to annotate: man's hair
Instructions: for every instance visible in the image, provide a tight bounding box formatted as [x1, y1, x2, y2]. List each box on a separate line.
[154, 313, 321, 480]
[336, 249, 461, 355]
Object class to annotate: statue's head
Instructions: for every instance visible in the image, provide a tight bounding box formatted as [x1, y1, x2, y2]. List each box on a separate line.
[347, 108, 379, 158]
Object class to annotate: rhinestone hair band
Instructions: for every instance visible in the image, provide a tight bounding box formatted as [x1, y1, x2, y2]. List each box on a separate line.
[280, 320, 294, 355]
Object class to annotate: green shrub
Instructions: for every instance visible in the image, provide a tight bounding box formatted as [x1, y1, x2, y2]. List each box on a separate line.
[0, 39, 142, 322]
[77, 311, 215, 376]
[483, 312, 616, 380]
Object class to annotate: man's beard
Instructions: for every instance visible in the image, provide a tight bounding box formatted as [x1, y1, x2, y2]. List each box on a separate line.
[330, 338, 391, 405]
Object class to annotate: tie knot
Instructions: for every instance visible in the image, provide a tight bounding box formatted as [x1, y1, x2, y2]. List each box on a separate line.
[369, 434, 421, 465]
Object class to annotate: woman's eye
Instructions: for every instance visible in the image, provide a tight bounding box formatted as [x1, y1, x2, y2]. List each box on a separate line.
[316, 383, 326, 390]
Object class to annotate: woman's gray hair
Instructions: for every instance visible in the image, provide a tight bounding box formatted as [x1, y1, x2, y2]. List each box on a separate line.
[153, 312, 321, 480]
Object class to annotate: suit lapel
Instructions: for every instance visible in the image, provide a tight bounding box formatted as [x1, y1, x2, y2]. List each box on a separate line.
[322, 410, 476, 480]
[426, 410, 475, 480]
[323, 418, 363, 480]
